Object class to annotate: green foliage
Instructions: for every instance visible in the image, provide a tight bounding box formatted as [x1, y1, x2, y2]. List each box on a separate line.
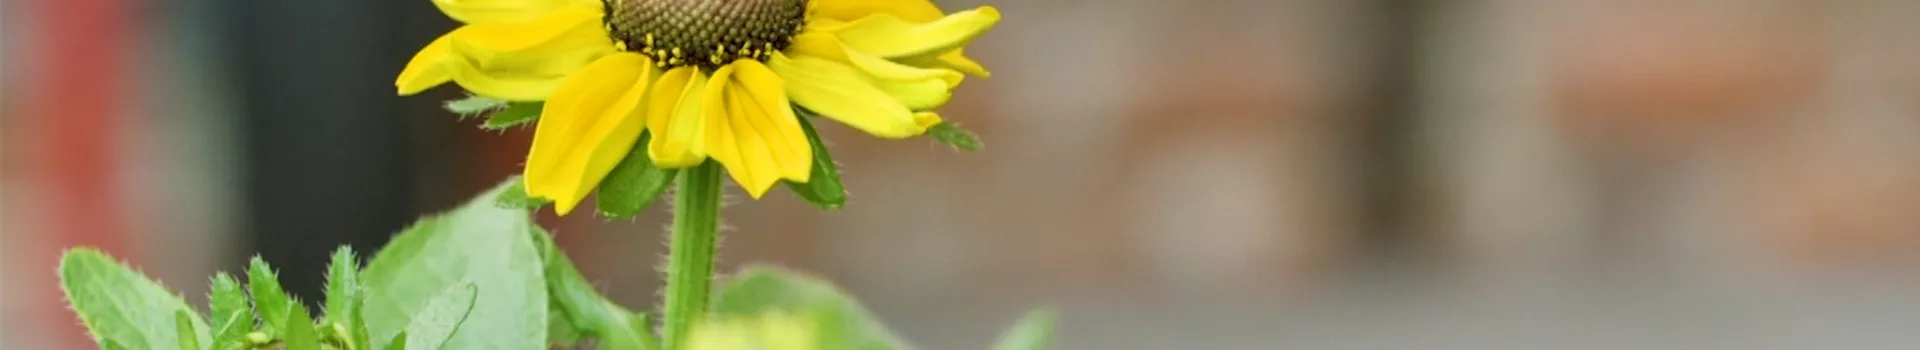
[58, 248, 211, 349]
[207, 272, 252, 349]
[495, 177, 552, 210]
[402, 283, 479, 350]
[712, 266, 914, 350]
[247, 256, 295, 339]
[545, 307, 584, 347]
[383, 332, 409, 350]
[597, 133, 679, 219]
[783, 117, 849, 210]
[175, 311, 203, 350]
[348, 297, 374, 350]
[534, 232, 659, 350]
[56, 177, 1055, 350]
[927, 122, 983, 152]
[282, 302, 321, 350]
[360, 179, 548, 350]
[989, 309, 1057, 350]
[320, 248, 374, 350]
[325, 247, 362, 331]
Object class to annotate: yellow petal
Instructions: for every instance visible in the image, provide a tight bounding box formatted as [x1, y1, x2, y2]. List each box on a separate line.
[768, 53, 927, 138]
[731, 60, 812, 182]
[869, 77, 951, 111]
[924, 51, 991, 78]
[448, 6, 612, 75]
[914, 112, 942, 128]
[396, 32, 456, 95]
[782, 33, 959, 109]
[702, 67, 744, 191]
[707, 61, 812, 198]
[522, 53, 655, 215]
[841, 49, 958, 110]
[789, 32, 962, 86]
[782, 33, 848, 61]
[438, 60, 571, 101]
[428, 6, 614, 100]
[809, 0, 944, 22]
[431, 0, 578, 24]
[828, 7, 1000, 61]
[645, 67, 711, 167]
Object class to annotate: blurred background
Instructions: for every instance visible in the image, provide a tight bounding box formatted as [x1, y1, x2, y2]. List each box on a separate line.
[7, 0, 1920, 348]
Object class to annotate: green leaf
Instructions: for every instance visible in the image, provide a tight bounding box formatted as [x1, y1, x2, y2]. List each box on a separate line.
[443, 95, 506, 117]
[533, 232, 658, 350]
[325, 246, 361, 328]
[404, 283, 479, 350]
[495, 177, 551, 210]
[482, 102, 544, 130]
[207, 272, 251, 350]
[989, 309, 1056, 350]
[101, 339, 133, 350]
[927, 122, 982, 152]
[383, 332, 409, 350]
[713, 265, 912, 350]
[247, 256, 294, 339]
[283, 303, 321, 350]
[596, 133, 679, 219]
[545, 305, 583, 347]
[175, 311, 202, 350]
[626, 312, 660, 350]
[350, 297, 373, 350]
[362, 179, 548, 350]
[781, 117, 848, 210]
[58, 248, 213, 349]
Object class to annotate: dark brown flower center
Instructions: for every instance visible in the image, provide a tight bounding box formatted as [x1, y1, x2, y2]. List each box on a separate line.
[604, 0, 807, 70]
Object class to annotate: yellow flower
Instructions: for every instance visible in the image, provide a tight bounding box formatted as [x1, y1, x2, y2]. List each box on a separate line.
[396, 0, 1000, 215]
[685, 312, 820, 350]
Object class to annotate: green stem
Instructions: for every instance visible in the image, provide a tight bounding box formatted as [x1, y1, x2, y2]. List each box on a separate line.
[663, 161, 723, 350]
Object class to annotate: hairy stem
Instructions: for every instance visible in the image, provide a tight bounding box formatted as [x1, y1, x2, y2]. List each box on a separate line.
[663, 161, 722, 349]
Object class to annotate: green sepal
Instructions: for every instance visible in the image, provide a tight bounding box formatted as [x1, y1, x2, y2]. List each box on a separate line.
[781, 116, 848, 210]
[927, 122, 983, 152]
[596, 133, 679, 219]
[482, 102, 543, 130]
[595, 133, 679, 219]
[495, 176, 551, 210]
[444, 94, 541, 129]
[443, 95, 506, 117]
[207, 272, 251, 350]
[247, 256, 294, 339]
